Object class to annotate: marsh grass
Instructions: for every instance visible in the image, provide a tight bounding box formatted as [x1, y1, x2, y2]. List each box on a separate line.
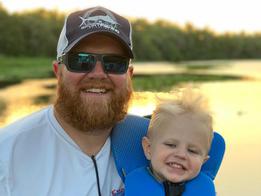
[33, 94, 53, 105]
[0, 99, 6, 116]
[185, 64, 216, 70]
[0, 56, 244, 91]
[0, 56, 54, 88]
[133, 73, 243, 91]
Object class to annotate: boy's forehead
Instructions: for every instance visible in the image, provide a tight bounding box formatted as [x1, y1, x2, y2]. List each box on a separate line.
[152, 114, 211, 142]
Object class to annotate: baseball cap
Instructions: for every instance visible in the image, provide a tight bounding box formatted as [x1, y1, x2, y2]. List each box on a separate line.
[57, 6, 134, 59]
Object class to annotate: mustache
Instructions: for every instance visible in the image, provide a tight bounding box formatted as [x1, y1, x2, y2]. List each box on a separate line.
[78, 78, 114, 90]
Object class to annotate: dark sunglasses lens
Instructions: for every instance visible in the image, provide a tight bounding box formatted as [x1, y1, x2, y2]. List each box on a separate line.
[67, 53, 95, 72]
[103, 56, 129, 74]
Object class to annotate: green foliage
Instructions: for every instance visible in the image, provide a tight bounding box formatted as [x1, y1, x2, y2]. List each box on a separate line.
[0, 7, 63, 57]
[1, 6, 261, 60]
[0, 56, 54, 87]
[131, 19, 261, 61]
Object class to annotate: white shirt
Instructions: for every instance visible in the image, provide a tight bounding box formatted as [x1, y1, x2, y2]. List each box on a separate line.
[0, 106, 124, 196]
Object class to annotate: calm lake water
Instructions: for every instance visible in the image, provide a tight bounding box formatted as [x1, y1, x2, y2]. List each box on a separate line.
[0, 60, 261, 195]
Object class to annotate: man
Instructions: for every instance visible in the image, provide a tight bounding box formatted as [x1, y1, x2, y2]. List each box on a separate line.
[0, 6, 133, 196]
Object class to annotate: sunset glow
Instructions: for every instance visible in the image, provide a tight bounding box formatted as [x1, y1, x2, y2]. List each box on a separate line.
[1, 0, 261, 33]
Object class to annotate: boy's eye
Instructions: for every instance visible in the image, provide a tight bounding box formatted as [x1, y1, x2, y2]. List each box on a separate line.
[188, 149, 199, 154]
[164, 143, 176, 148]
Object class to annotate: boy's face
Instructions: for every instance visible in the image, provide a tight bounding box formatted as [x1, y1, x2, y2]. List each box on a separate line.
[142, 114, 210, 183]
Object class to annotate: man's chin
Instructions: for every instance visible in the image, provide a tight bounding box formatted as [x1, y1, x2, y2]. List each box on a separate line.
[55, 76, 133, 132]
[80, 92, 111, 110]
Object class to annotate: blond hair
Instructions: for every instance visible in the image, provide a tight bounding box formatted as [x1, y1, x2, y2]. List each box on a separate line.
[148, 87, 213, 150]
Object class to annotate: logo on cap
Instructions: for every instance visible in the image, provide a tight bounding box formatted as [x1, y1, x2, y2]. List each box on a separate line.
[79, 9, 120, 34]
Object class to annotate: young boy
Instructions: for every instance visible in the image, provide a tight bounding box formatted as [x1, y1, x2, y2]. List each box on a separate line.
[125, 88, 214, 196]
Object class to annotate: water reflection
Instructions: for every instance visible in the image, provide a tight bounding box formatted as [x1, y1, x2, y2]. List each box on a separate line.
[199, 81, 261, 196]
[0, 79, 261, 196]
[0, 79, 55, 126]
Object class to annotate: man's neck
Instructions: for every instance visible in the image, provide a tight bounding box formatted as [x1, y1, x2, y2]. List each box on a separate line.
[54, 109, 112, 156]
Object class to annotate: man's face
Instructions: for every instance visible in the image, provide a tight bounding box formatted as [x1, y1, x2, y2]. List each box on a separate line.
[142, 114, 210, 183]
[54, 34, 133, 132]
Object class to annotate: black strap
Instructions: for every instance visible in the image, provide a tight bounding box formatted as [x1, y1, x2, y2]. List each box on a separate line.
[163, 181, 185, 196]
[91, 155, 102, 196]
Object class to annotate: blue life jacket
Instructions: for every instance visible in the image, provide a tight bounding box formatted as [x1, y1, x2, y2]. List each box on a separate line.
[111, 115, 225, 195]
[124, 167, 215, 196]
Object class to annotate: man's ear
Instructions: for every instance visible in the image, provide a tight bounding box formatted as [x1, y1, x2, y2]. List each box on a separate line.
[142, 136, 152, 160]
[128, 65, 134, 78]
[53, 60, 60, 78]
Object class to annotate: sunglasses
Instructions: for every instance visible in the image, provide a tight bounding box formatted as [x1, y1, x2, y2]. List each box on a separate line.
[58, 52, 130, 74]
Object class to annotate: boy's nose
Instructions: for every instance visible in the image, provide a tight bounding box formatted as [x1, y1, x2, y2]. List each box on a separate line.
[174, 148, 187, 160]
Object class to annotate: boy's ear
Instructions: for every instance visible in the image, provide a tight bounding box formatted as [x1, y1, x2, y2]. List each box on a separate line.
[204, 155, 210, 163]
[142, 136, 152, 160]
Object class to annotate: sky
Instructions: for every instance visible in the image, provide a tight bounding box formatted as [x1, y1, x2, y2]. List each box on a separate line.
[1, 0, 261, 33]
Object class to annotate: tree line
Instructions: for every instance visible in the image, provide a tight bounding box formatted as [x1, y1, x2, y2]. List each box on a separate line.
[1, 5, 261, 61]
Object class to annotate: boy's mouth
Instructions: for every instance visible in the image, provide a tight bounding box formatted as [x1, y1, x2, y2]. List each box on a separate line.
[167, 162, 186, 170]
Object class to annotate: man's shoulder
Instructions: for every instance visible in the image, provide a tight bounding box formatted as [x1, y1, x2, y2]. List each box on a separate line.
[0, 107, 51, 144]
[111, 114, 150, 181]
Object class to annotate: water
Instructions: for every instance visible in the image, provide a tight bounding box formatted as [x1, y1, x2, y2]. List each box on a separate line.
[0, 61, 261, 195]
[200, 81, 261, 196]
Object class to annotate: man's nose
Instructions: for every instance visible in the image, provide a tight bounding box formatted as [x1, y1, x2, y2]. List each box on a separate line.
[87, 60, 107, 78]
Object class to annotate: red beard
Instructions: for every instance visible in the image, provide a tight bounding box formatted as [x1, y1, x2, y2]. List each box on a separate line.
[54, 76, 133, 132]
